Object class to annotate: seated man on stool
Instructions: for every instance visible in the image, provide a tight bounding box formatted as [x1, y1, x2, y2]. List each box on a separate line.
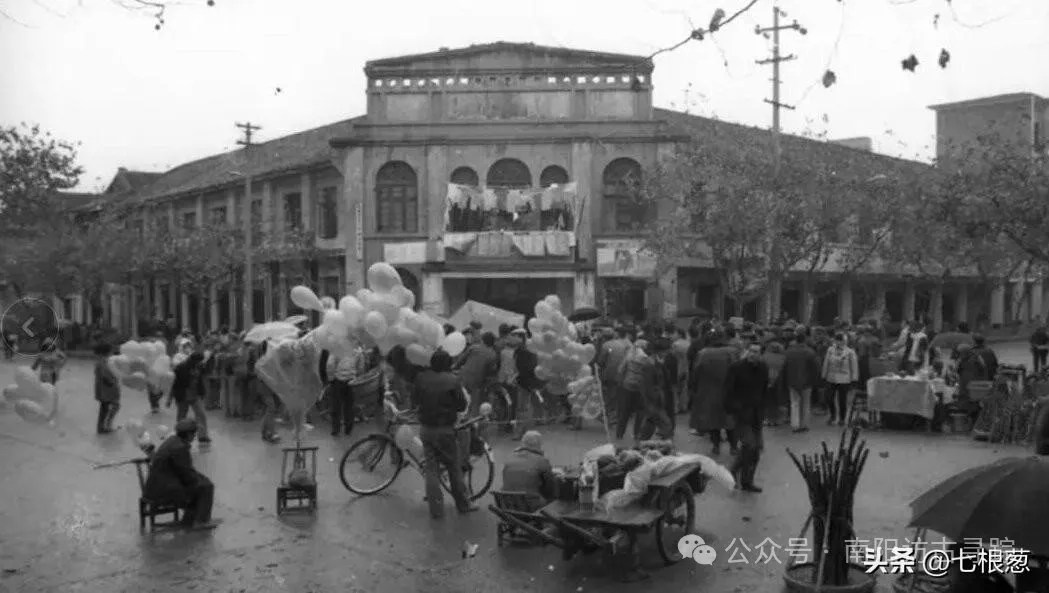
[501, 430, 556, 502]
[144, 419, 220, 531]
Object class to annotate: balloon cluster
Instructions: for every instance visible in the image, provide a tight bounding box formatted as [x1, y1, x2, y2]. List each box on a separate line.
[525, 295, 596, 394]
[2, 367, 58, 425]
[125, 418, 172, 455]
[294, 262, 468, 368]
[108, 340, 174, 394]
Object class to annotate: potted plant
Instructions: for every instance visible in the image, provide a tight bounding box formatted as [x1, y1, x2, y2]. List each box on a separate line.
[784, 428, 876, 593]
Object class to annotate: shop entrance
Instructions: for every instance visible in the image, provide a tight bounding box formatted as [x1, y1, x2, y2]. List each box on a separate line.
[464, 278, 559, 317]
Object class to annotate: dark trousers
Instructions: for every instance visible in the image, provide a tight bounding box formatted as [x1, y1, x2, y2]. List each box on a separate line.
[181, 474, 215, 526]
[663, 387, 676, 435]
[96, 401, 120, 432]
[600, 379, 618, 425]
[615, 387, 642, 440]
[176, 398, 210, 440]
[731, 413, 763, 487]
[827, 383, 850, 422]
[1033, 350, 1047, 373]
[327, 379, 355, 435]
[420, 425, 471, 517]
[147, 388, 164, 410]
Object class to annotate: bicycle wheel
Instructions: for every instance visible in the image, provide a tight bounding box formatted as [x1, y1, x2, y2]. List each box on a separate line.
[487, 384, 514, 426]
[440, 434, 495, 502]
[339, 434, 404, 495]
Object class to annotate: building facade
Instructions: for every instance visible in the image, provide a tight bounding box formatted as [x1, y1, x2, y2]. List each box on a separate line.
[11, 46, 1046, 335]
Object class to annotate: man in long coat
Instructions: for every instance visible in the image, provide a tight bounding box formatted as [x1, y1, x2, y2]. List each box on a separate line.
[688, 331, 739, 455]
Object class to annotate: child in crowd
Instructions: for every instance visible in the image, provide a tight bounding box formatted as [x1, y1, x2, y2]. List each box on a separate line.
[94, 343, 121, 434]
[32, 337, 67, 385]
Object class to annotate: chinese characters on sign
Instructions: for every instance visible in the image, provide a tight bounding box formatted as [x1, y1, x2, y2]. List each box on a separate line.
[679, 534, 1030, 575]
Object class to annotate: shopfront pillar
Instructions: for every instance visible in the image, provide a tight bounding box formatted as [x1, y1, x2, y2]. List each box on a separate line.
[179, 291, 190, 330]
[903, 282, 916, 323]
[800, 281, 814, 325]
[658, 269, 677, 319]
[990, 284, 1006, 326]
[955, 285, 969, 326]
[930, 284, 944, 332]
[1031, 280, 1045, 321]
[209, 284, 219, 330]
[873, 282, 887, 319]
[573, 270, 596, 310]
[421, 273, 445, 317]
[1016, 281, 1030, 322]
[838, 279, 854, 324]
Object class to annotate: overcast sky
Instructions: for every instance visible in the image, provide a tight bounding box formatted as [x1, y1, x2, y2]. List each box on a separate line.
[2, 0, 1046, 191]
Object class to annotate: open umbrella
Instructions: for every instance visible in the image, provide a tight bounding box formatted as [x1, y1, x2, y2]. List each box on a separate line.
[568, 307, 600, 323]
[908, 456, 1049, 555]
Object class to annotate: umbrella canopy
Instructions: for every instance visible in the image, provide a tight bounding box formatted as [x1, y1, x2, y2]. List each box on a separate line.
[568, 307, 600, 322]
[909, 456, 1049, 555]
[448, 300, 524, 334]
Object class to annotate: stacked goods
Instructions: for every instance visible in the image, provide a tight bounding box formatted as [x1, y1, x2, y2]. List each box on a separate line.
[786, 428, 872, 590]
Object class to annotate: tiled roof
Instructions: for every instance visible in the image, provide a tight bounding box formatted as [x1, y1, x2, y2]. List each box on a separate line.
[365, 41, 651, 71]
[120, 170, 164, 192]
[57, 191, 100, 211]
[655, 108, 930, 180]
[132, 116, 364, 204]
[928, 92, 1047, 111]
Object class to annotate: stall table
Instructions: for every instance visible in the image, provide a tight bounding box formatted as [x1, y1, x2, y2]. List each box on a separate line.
[867, 376, 941, 430]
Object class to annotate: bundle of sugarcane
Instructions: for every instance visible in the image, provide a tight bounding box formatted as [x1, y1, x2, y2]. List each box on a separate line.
[787, 427, 871, 587]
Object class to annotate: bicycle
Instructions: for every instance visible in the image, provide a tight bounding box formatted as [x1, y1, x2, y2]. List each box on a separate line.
[338, 395, 495, 501]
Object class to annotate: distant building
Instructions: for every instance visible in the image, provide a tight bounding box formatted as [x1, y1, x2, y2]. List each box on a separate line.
[13, 46, 1046, 335]
[929, 92, 1049, 161]
[829, 137, 872, 152]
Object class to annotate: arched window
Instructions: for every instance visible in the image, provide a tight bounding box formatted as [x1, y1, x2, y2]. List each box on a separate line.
[486, 158, 532, 188]
[602, 158, 646, 232]
[375, 161, 418, 233]
[450, 166, 479, 187]
[539, 165, 569, 188]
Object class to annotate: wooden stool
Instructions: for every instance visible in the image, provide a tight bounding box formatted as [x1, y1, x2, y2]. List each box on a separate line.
[133, 458, 184, 530]
[277, 445, 318, 515]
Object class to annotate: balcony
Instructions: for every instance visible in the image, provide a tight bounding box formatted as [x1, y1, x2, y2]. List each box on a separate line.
[442, 229, 576, 261]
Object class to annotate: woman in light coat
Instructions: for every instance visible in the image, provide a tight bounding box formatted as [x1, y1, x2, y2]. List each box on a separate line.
[821, 333, 859, 426]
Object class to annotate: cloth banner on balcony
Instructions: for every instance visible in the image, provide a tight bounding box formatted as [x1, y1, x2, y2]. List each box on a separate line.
[441, 231, 576, 257]
[444, 182, 580, 230]
[449, 300, 525, 335]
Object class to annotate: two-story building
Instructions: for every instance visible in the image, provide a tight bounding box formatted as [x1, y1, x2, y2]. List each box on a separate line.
[27, 45, 1047, 335]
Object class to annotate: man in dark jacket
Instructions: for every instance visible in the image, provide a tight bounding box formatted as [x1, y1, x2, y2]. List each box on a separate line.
[1030, 325, 1049, 373]
[455, 331, 499, 415]
[501, 430, 556, 501]
[144, 419, 219, 530]
[513, 329, 542, 439]
[168, 349, 211, 444]
[724, 342, 769, 493]
[413, 349, 477, 518]
[783, 334, 821, 432]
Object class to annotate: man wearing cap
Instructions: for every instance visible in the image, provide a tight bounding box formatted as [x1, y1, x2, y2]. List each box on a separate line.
[501, 430, 556, 502]
[143, 419, 219, 530]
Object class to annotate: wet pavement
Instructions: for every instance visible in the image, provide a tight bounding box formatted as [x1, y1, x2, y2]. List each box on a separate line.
[0, 342, 1038, 593]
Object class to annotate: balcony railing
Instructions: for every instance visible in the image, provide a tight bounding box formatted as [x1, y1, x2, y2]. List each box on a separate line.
[442, 230, 576, 259]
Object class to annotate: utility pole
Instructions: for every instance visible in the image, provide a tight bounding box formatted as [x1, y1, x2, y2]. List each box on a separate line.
[755, 7, 806, 325]
[755, 6, 806, 176]
[235, 122, 261, 330]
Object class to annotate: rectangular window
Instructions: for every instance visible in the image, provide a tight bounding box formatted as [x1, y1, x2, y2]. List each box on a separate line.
[376, 185, 418, 233]
[318, 186, 339, 239]
[321, 275, 340, 300]
[210, 206, 227, 226]
[283, 192, 302, 231]
[181, 211, 197, 230]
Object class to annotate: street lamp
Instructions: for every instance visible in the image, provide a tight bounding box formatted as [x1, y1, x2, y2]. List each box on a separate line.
[229, 170, 254, 329]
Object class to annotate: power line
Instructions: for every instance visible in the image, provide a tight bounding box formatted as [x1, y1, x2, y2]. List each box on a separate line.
[235, 121, 261, 148]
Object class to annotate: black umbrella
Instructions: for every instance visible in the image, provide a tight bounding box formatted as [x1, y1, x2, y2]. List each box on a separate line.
[909, 456, 1049, 555]
[568, 307, 600, 322]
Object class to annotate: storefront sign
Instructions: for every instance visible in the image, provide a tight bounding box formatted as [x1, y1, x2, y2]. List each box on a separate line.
[354, 203, 363, 261]
[596, 240, 657, 278]
[383, 241, 428, 264]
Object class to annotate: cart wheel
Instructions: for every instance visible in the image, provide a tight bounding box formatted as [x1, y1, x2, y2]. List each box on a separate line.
[655, 482, 695, 565]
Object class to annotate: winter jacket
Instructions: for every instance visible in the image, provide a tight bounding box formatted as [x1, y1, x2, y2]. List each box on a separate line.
[413, 370, 466, 428]
[783, 344, 821, 391]
[822, 346, 859, 385]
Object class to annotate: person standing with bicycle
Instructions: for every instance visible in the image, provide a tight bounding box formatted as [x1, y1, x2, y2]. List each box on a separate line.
[413, 349, 478, 518]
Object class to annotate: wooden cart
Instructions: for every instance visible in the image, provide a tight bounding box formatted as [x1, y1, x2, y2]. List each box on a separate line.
[489, 462, 704, 582]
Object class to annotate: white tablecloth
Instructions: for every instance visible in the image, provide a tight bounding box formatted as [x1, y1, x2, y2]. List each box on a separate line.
[866, 377, 937, 420]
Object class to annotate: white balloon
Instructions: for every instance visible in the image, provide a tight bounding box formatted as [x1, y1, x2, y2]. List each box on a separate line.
[441, 332, 467, 357]
[155, 425, 172, 440]
[2, 383, 19, 403]
[15, 400, 50, 424]
[363, 311, 389, 339]
[290, 285, 324, 311]
[367, 262, 403, 292]
[339, 296, 366, 326]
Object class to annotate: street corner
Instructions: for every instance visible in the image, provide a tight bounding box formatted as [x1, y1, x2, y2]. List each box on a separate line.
[2, 297, 61, 358]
